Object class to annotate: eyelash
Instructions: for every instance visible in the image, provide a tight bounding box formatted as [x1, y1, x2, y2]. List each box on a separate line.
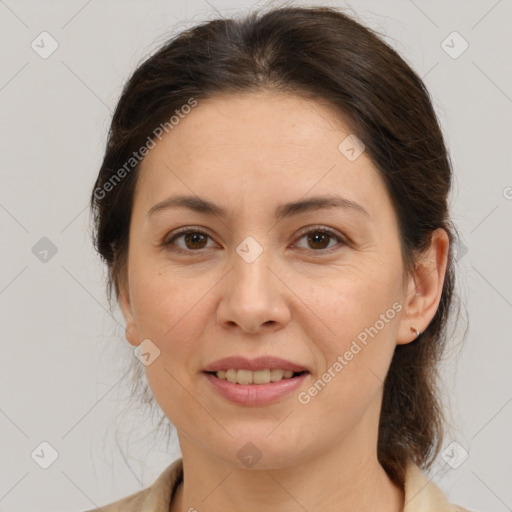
[162, 226, 347, 255]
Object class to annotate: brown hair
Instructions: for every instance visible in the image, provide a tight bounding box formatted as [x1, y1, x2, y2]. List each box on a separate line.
[90, 6, 460, 486]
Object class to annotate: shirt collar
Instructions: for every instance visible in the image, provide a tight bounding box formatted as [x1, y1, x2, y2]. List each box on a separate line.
[403, 461, 467, 511]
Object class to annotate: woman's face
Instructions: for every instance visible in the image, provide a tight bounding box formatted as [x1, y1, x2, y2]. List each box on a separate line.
[120, 92, 432, 469]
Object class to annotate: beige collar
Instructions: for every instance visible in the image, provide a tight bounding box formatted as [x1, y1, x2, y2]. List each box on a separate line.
[403, 462, 470, 512]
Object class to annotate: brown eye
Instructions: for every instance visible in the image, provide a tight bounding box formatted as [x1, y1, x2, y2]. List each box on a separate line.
[164, 229, 214, 252]
[181, 232, 209, 250]
[306, 232, 331, 250]
[295, 227, 345, 252]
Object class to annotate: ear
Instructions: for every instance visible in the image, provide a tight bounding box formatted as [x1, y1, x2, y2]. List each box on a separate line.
[119, 280, 140, 348]
[397, 228, 450, 345]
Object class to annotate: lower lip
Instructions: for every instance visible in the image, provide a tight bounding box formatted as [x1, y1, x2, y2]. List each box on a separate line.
[204, 372, 309, 406]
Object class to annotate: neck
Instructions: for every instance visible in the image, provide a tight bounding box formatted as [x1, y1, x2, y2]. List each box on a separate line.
[170, 431, 404, 512]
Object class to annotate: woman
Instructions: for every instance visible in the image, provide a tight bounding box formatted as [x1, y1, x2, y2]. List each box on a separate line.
[87, 5, 471, 512]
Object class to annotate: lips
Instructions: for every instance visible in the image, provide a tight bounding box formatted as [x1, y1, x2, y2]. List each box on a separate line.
[204, 370, 309, 406]
[203, 355, 309, 373]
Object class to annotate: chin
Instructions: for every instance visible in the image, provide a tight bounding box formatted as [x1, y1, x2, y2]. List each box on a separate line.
[216, 433, 309, 471]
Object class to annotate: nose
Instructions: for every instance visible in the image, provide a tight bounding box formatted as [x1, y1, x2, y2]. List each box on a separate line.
[216, 246, 291, 335]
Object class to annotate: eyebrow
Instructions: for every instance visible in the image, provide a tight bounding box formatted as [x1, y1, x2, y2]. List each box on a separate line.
[147, 194, 370, 220]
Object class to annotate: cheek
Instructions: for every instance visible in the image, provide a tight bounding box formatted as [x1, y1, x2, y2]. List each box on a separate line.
[295, 285, 400, 440]
[129, 255, 210, 339]
[292, 269, 402, 416]
[144, 358, 210, 439]
[133, 265, 213, 424]
[296, 267, 401, 350]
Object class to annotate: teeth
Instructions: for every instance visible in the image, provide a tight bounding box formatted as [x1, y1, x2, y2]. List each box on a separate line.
[215, 368, 298, 384]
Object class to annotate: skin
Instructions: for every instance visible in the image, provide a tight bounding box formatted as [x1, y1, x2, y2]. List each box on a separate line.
[119, 91, 449, 512]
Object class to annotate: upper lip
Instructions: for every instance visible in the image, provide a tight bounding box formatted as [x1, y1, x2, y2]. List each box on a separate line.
[203, 356, 309, 373]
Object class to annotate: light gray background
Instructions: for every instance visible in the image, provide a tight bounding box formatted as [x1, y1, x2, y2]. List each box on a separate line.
[1, 0, 511, 511]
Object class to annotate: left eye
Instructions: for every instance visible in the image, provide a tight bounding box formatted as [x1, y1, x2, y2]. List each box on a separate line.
[163, 227, 345, 253]
[294, 227, 345, 252]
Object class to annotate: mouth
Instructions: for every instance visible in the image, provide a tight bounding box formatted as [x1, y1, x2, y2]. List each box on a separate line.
[202, 356, 310, 405]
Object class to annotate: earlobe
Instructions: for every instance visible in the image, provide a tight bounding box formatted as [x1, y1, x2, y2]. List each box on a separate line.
[119, 288, 140, 348]
[396, 228, 450, 345]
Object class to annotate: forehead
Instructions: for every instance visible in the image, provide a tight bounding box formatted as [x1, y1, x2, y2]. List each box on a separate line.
[160, 91, 351, 153]
[134, 92, 388, 219]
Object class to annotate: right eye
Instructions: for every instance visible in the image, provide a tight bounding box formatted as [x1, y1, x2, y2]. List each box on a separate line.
[163, 228, 217, 253]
